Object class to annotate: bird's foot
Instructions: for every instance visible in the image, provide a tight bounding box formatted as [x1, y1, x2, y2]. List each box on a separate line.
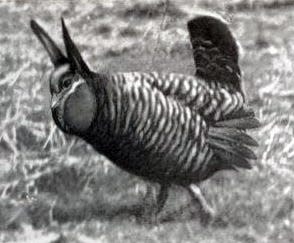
[136, 205, 161, 225]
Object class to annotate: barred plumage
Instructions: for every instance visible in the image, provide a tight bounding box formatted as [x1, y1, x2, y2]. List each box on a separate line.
[87, 72, 215, 183]
[31, 15, 260, 223]
[83, 71, 256, 184]
[115, 72, 245, 122]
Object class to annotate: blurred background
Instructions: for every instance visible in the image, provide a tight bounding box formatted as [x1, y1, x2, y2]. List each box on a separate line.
[0, 0, 294, 242]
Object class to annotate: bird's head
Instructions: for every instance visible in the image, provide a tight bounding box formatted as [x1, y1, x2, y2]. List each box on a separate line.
[30, 18, 97, 135]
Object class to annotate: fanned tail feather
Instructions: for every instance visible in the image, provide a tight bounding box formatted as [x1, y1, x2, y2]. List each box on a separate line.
[209, 127, 258, 147]
[213, 148, 252, 170]
[224, 107, 255, 119]
[214, 116, 261, 129]
[208, 112, 260, 171]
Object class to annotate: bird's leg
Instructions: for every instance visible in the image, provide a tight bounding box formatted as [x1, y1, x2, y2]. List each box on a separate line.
[144, 183, 154, 200]
[155, 184, 169, 215]
[187, 184, 215, 225]
[140, 183, 169, 224]
[142, 183, 156, 210]
[139, 183, 156, 222]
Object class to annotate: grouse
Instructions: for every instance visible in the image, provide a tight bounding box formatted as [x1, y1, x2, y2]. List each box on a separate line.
[30, 16, 260, 222]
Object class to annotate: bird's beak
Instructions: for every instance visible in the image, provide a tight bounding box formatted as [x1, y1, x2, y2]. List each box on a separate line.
[51, 93, 60, 109]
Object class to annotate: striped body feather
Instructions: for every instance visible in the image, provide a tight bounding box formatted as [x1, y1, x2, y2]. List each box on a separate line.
[83, 71, 249, 184]
[116, 72, 245, 122]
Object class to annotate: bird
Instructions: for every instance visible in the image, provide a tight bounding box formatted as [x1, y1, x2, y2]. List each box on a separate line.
[30, 16, 260, 223]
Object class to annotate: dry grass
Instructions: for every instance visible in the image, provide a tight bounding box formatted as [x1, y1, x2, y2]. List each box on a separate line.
[0, 0, 294, 242]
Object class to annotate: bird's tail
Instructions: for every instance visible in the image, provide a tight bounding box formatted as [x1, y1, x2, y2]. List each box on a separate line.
[207, 110, 260, 170]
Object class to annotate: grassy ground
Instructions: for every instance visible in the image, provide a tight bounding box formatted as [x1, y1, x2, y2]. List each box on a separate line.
[0, 0, 294, 242]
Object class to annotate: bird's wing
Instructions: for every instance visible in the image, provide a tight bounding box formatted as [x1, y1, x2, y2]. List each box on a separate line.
[114, 72, 210, 109]
[187, 15, 242, 92]
[114, 71, 245, 122]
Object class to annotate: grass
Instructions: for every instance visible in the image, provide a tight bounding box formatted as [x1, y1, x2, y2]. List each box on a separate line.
[0, 0, 294, 242]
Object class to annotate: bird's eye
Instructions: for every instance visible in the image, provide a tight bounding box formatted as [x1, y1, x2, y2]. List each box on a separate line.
[62, 78, 72, 89]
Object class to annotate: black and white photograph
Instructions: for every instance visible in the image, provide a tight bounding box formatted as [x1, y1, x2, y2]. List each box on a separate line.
[0, 0, 293, 242]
